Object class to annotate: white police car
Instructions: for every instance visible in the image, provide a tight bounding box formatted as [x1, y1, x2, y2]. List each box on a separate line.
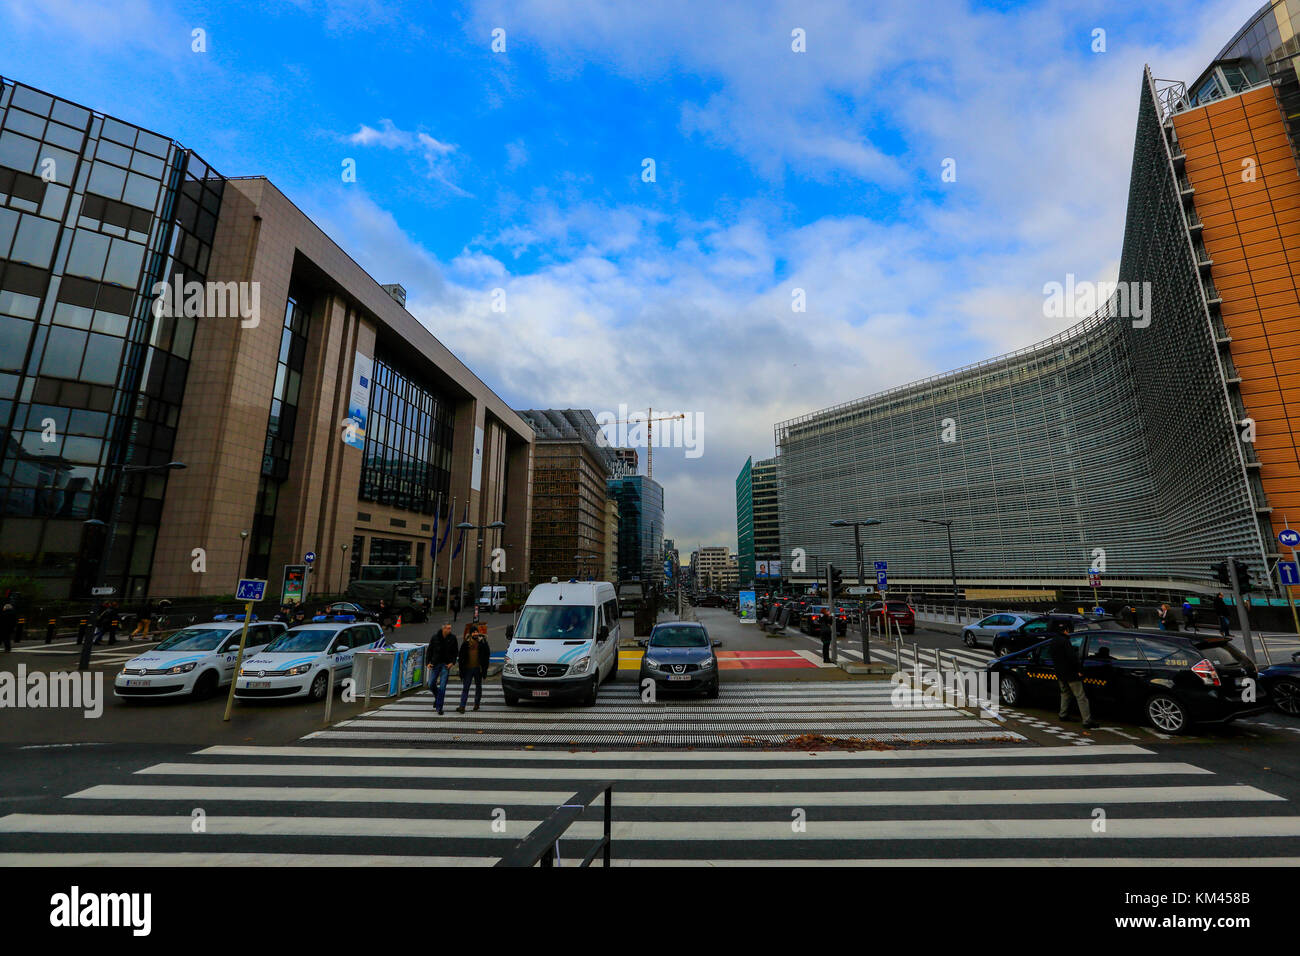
[233, 617, 384, 702]
[114, 617, 285, 700]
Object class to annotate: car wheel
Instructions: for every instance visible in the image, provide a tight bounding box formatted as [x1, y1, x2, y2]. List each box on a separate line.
[583, 674, 599, 707]
[309, 671, 330, 702]
[963, 630, 976, 648]
[503, 692, 519, 706]
[992, 641, 1009, 657]
[1273, 679, 1300, 716]
[998, 673, 1021, 706]
[191, 670, 219, 700]
[1145, 693, 1189, 734]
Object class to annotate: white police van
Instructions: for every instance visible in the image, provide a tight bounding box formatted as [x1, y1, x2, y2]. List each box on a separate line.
[500, 580, 620, 706]
[114, 616, 285, 700]
[233, 616, 384, 702]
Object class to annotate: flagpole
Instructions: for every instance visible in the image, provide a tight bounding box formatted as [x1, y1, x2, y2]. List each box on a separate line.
[430, 492, 442, 617]
[444, 496, 456, 616]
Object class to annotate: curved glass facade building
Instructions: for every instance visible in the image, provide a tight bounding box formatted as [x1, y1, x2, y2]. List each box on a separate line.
[774, 35, 1296, 597]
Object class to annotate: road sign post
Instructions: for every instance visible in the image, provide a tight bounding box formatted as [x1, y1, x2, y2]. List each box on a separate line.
[223, 579, 266, 722]
[1280, 527, 1300, 637]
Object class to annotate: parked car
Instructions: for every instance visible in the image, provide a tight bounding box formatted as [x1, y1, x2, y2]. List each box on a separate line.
[868, 600, 916, 635]
[115, 618, 286, 700]
[322, 601, 376, 622]
[989, 613, 1106, 657]
[799, 605, 847, 637]
[1259, 651, 1300, 716]
[638, 621, 721, 698]
[987, 630, 1268, 733]
[962, 611, 1032, 649]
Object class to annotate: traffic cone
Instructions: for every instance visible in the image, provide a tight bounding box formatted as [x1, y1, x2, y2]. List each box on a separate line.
[395, 615, 402, 629]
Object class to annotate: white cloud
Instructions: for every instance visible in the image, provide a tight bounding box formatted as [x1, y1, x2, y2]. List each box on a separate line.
[342, 119, 469, 196]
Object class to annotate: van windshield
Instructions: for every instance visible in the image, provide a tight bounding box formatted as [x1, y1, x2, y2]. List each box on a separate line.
[514, 605, 594, 640]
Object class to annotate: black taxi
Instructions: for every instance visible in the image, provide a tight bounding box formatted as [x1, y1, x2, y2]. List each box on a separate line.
[987, 629, 1268, 734]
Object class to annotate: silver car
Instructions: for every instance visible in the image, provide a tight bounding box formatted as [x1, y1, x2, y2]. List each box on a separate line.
[961, 612, 1031, 648]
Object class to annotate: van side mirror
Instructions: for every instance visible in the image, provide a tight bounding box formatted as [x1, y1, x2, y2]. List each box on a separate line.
[506, 624, 514, 640]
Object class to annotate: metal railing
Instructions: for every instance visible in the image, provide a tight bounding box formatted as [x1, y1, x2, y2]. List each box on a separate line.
[496, 782, 614, 867]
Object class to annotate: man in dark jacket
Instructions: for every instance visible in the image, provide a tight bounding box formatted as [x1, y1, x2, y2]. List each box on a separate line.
[426, 623, 458, 715]
[1050, 622, 1098, 728]
[456, 625, 490, 712]
[0, 600, 16, 653]
[1213, 593, 1230, 637]
[819, 608, 834, 662]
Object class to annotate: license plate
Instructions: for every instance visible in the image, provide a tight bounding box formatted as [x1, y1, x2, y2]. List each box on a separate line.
[247, 681, 272, 689]
[124, 680, 150, 687]
[531, 689, 550, 697]
[668, 675, 691, 681]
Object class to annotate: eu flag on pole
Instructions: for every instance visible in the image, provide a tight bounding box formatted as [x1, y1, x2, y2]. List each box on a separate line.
[451, 503, 469, 559]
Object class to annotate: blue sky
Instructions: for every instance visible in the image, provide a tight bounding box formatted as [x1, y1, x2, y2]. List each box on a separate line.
[0, 0, 1265, 551]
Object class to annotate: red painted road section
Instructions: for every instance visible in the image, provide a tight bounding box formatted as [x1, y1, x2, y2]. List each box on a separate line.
[716, 650, 818, 670]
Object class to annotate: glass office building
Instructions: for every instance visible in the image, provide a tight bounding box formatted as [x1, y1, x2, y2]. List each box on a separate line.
[776, 47, 1289, 598]
[0, 76, 224, 600]
[607, 474, 664, 586]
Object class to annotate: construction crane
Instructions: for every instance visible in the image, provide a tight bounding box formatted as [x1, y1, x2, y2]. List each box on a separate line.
[603, 406, 685, 481]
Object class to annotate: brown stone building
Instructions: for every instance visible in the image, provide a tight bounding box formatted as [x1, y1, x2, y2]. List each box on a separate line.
[517, 409, 617, 585]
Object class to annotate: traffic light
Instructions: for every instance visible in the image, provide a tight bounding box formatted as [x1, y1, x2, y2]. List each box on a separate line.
[1234, 559, 1254, 592]
[1212, 562, 1230, 586]
[828, 564, 843, 593]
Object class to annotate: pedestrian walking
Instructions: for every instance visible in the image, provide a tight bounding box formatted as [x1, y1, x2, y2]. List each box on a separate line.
[129, 599, 155, 640]
[456, 622, 489, 712]
[0, 600, 16, 653]
[1128, 605, 1140, 629]
[451, 592, 461, 621]
[1157, 603, 1171, 630]
[1214, 592, 1230, 637]
[1050, 621, 1098, 729]
[1182, 601, 1197, 633]
[92, 601, 113, 645]
[426, 622, 458, 715]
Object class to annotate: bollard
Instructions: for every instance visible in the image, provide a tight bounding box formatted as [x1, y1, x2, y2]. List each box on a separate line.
[46, 617, 56, 644]
[323, 666, 335, 725]
[77, 619, 88, 645]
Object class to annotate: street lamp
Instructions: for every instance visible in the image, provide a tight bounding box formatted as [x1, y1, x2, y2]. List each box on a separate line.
[237, 529, 249, 584]
[829, 517, 881, 664]
[338, 542, 349, 595]
[916, 517, 960, 607]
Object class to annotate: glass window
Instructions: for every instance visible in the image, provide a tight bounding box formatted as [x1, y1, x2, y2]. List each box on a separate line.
[0, 130, 40, 172]
[5, 108, 46, 139]
[38, 145, 78, 186]
[103, 239, 144, 287]
[0, 289, 41, 319]
[95, 139, 131, 167]
[39, 325, 86, 378]
[12, 86, 53, 116]
[1085, 634, 1144, 662]
[44, 122, 84, 152]
[87, 161, 126, 199]
[50, 100, 89, 128]
[0, 315, 32, 370]
[123, 172, 158, 210]
[134, 130, 169, 158]
[100, 118, 137, 147]
[52, 302, 93, 329]
[65, 230, 110, 280]
[79, 333, 123, 385]
[1137, 638, 1194, 667]
[10, 214, 58, 268]
[0, 206, 17, 257]
[61, 435, 103, 464]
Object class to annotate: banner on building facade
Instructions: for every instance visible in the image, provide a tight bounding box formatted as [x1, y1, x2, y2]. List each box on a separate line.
[343, 352, 373, 449]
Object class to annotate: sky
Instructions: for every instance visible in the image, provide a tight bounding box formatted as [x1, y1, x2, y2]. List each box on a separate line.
[0, 0, 1266, 554]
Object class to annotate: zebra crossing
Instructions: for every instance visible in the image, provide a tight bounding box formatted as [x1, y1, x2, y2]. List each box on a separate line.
[307, 680, 1021, 747]
[2, 742, 1298, 865]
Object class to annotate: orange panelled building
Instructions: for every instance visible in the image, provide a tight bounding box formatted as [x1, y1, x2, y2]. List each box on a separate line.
[1174, 86, 1300, 540]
